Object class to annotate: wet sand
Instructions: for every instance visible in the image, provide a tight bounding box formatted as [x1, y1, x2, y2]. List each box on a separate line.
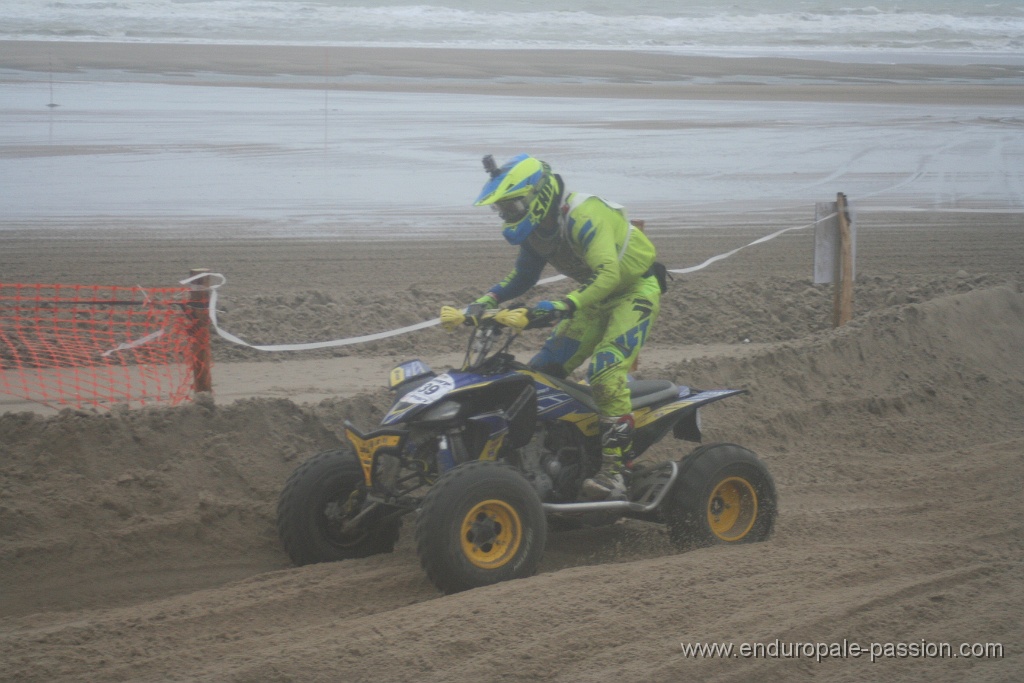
[5, 40, 1024, 104]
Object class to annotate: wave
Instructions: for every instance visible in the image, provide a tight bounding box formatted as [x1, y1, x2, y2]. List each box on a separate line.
[4, 1, 1024, 52]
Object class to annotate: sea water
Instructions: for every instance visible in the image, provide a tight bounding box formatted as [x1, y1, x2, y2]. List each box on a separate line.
[4, 81, 1022, 234]
[1, 1, 1023, 234]
[3, 0, 1023, 56]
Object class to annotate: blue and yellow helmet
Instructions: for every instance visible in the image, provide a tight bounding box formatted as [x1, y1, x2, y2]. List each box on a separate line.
[474, 154, 559, 245]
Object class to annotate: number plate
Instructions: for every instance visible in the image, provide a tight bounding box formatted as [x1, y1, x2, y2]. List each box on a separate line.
[401, 373, 455, 405]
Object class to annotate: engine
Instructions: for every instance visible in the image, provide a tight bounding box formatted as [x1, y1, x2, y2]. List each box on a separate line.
[516, 422, 588, 503]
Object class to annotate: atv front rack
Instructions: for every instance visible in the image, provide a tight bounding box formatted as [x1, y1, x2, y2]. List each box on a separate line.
[541, 461, 678, 514]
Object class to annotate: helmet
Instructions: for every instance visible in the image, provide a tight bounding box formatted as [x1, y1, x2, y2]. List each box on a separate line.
[474, 153, 559, 245]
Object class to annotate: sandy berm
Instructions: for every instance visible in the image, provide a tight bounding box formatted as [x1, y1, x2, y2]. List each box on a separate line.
[1, 205, 1022, 682]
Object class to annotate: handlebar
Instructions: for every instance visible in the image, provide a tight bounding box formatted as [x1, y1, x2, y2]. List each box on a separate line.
[439, 306, 531, 332]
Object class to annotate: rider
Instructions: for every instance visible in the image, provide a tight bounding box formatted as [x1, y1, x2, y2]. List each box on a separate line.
[462, 153, 663, 500]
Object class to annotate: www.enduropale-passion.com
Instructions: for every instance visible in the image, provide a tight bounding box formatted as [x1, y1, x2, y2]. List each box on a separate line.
[680, 639, 1005, 664]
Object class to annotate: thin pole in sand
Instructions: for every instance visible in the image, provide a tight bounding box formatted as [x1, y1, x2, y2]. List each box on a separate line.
[47, 53, 59, 109]
[323, 47, 330, 152]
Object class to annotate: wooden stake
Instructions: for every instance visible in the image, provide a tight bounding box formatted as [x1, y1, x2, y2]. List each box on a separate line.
[833, 193, 854, 327]
[188, 268, 213, 394]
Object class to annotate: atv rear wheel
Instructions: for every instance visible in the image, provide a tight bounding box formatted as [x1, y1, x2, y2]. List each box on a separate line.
[415, 461, 547, 594]
[277, 448, 402, 565]
[664, 443, 777, 549]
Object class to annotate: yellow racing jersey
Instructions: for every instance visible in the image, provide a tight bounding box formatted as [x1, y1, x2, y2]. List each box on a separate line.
[488, 192, 657, 310]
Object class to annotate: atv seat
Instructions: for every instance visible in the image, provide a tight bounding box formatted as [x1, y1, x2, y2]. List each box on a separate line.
[627, 380, 681, 409]
[544, 376, 681, 412]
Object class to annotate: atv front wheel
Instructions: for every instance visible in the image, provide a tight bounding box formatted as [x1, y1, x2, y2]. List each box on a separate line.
[664, 443, 777, 549]
[415, 461, 547, 594]
[277, 448, 402, 565]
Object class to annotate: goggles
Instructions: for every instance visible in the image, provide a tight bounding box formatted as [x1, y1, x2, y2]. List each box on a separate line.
[492, 197, 530, 224]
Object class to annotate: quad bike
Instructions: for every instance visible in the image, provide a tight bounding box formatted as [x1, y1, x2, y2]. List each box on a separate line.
[276, 306, 777, 594]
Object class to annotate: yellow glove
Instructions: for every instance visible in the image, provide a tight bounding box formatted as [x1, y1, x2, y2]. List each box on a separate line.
[439, 306, 466, 332]
[493, 308, 531, 330]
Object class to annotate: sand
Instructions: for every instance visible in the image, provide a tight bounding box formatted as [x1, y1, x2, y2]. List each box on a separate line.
[5, 40, 1024, 105]
[2, 41, 1023, 682]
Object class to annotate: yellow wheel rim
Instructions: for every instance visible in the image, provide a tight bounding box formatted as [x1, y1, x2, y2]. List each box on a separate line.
[460, 499, 523, 570]
[707, 476, 758, 541]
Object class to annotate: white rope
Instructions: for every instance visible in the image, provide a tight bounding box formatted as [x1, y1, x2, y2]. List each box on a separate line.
[175, 212, 837, 352]
[100, 328, 165, 357]
[668, 214, 833, 275]
[179, 272, 442, 352]
[534, 212, 834, 285]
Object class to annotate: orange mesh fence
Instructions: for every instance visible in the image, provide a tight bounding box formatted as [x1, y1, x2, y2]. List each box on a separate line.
[0, 283, 208, 411]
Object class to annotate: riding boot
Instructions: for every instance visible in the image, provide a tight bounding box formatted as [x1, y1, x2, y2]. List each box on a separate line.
[581, 415, 634, 501]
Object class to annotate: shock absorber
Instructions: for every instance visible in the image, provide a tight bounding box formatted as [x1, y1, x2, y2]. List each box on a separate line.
[436, 430, 470, 473]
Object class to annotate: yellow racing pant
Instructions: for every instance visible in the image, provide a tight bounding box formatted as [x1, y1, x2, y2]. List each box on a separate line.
[529, 273, 661, 417]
